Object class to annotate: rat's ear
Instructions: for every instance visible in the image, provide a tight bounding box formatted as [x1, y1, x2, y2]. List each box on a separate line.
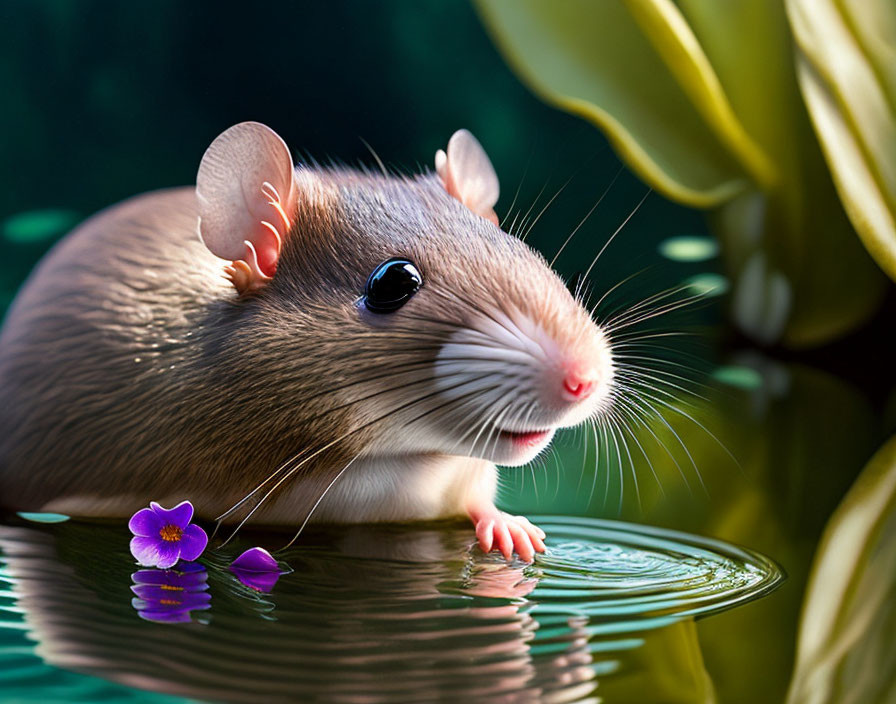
[435, 130, 500, 226]
[196, 122, 297, 293]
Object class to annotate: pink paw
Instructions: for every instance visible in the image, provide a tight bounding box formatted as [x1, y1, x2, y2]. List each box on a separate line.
[472, 510, 546, 562]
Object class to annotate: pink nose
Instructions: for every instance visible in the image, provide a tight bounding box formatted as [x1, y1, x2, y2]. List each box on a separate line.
[563, 372, 596, 401]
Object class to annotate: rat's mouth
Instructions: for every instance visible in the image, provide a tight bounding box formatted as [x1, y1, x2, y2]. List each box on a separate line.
[478, 425, 558, 465]
[497, 428, 554, 448]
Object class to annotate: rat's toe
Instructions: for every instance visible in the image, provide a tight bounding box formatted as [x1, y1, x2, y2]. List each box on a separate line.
[494, 520, 514, 559]
[505, 520, 535, 562]
[475, 518, 496, 553]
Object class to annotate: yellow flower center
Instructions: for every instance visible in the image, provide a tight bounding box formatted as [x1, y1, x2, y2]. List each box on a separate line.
[158, 524, 182, 542]
[159, 584, 183, 591]
[159, 598, 181, 605]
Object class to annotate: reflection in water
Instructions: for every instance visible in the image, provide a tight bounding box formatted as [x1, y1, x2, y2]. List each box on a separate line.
[130, 563, 211, 624]
[0, 516, 780, 703]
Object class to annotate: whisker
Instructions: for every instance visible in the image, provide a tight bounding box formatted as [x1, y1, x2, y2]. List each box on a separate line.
[582, 189, 651, 284]
[598, 283, 695, 328]
[587, 266, 651, 319]
[610, 401, 669, 497]
[520, 170, 579, 243]
[603, 291, 710, 334]
[605, 408, 641, 511]
[614, 395, 693, 496]
[359, 137, 388, 177]
[445, 392, 511, 458]
[281, 452, 363, 549]
[499, 145, 534, 230]
[216, 372, 495, 541]
[606, 415, 626, 514]
[612, 383, 709, 494]
[615, 367, 709, 405]
[516, 178, 551, 242]
[550, 166, 625, 267]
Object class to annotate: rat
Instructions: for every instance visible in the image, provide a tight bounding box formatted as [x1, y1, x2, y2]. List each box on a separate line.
[0, 122, 614, 561]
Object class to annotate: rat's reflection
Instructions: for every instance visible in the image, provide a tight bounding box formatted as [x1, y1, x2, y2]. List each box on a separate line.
[0, 520, 600, 703]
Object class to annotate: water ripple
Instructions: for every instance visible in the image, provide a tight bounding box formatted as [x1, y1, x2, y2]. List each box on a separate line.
[0, 515, 783, 703]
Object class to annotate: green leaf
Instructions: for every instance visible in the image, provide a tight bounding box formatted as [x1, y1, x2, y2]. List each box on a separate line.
[475, 0, 762, 207]
[787, 0, 896, 281]
[476, 0, 890, 346]
[787, 433, 896, 703]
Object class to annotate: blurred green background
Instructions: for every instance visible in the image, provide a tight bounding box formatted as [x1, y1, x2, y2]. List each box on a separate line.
[1, 2, 894, 703]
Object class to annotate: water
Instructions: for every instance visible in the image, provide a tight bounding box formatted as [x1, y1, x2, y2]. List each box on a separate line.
[0, 515, 781, 703]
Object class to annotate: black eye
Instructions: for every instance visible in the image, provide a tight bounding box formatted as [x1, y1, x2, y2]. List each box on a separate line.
[364, 258, 423, 313]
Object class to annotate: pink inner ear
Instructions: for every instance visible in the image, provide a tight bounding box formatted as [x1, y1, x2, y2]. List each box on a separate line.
[252, 221, 283, 277]
[197, 122, 297, 292]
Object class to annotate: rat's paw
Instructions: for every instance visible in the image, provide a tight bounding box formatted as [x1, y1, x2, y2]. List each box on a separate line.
[473, 510, 546, 562]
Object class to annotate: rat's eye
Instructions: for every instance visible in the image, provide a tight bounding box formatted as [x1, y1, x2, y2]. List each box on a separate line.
[364, 258, 423, 313]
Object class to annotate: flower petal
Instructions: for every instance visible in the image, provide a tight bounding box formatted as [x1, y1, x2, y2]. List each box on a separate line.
[130, 536, 162, 566]
[128, 508, 164, 538]
[177, 523, 208, 562]
[149, 500, 194, 529]
[230, 547, 279, 573]
[130, 536, 181, 568]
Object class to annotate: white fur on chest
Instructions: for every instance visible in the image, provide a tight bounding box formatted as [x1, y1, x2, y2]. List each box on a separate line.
[286, 454, 497, 524]
[43, 457, 497, 526]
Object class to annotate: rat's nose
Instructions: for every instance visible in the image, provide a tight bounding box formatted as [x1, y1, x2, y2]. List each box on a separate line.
[562, 370, 597, 402]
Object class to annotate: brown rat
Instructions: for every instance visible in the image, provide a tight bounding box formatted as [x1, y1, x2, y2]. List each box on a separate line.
[0, 122, 614, 560]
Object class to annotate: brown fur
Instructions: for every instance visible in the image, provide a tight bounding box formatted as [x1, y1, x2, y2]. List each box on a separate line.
[0, 169, 582, 524]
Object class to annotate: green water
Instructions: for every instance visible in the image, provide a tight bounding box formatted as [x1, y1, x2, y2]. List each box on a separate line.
[0, 515, 781, 703]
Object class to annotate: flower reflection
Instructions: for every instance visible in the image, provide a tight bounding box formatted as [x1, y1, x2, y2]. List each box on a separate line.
[130, 561, 211, 623]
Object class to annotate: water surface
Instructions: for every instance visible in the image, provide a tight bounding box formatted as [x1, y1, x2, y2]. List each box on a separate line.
[0, 514, 781, 703]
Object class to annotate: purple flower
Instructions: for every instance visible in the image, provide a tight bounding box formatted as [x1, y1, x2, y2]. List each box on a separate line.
[229, 547, 285, 593]
[131, 562, 211, 624]
[128, 501, 208, 568]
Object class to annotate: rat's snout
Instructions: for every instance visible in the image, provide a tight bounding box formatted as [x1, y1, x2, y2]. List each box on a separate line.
[430, 287, 614, 466]
[540, 333, 613, 423]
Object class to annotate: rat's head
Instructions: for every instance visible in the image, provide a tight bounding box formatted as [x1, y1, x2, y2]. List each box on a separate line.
[196, 122, 614, 467]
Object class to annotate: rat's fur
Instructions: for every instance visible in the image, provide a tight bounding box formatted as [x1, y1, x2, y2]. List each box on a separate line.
[0, 165, 610, 527]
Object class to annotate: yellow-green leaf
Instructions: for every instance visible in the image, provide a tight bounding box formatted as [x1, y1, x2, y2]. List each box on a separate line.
[787, 0, 896, 281]
[475, 0, 760, 207]
[476, 0, 889, 347]
[787, 434, 896, 704]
